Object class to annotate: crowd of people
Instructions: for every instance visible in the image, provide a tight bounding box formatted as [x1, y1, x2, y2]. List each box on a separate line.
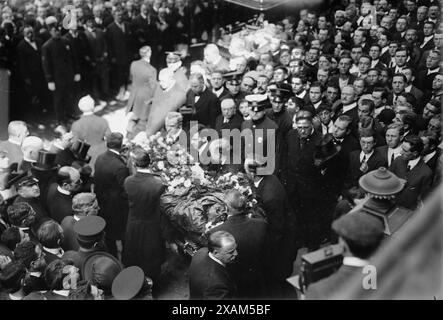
[0, 0, 442, 300]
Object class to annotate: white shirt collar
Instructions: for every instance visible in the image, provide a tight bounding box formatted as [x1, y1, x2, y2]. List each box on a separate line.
[29, 271, 42, 277]
[387, 145, 402, 165]
[321, 122, 334, 135]
[343, 256, 369, 267]
[408, 157, 420, 170]
[423, 151, 436, 163]
[371, 59, 379, 68]
[313, 100, 322, 109]
[73, 215, 81, 221]
[52, 290, 70, 297]
[381, 46, 389, 55]
[53, 141, 65, 151]
[23, 156, 37, 163]
[213, 87, 224, 97]
[427, 67, 440, 75]
[82, 111, 94, 116]
[404, 84, 412, 93]
[208, 252, 225, 267]
[360, 150, 374, 162]
[296, 90, 306, 99]
[57, 186, 71, 196]
[43, 247, 64, 257]
[109, 149, 120, 156]
[25, 37, 37, 48]
[342, 102, 357, 114]
[137, 168, 151, 174]
[8, 138, 21, 146]
[253, 177, 264, 188]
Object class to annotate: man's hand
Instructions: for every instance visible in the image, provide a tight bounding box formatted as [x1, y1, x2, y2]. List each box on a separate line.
[48, 82, 56, 91]
[74, 74, 81, 82]
[168, 242, 179, 254]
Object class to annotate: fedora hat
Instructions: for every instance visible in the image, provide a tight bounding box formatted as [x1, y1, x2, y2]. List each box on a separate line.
[71, 140, 91, 163]
[314, 134, 341, 166]
[82, 251, 123, 293]
[31, 150, 58, 171]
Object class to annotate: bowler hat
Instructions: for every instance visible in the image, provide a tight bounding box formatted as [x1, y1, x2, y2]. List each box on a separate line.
[82, 251, 123, 293]
[314, 134, 341, 165]
[112, 266, 145, 300]
[32, 150, 58, 171]
[71, 140, 91, 163]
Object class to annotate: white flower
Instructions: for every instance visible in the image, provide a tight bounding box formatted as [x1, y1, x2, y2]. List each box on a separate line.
[184, 179, 192, 188]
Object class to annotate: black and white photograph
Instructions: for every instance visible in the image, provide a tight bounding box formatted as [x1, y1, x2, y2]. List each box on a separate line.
[0, 0, 441, 305]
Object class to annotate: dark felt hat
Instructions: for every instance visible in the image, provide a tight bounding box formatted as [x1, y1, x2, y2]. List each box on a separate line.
[111, 266, 145, 300]
[82, 251, 123, 293]
[314, 134, 341, 165]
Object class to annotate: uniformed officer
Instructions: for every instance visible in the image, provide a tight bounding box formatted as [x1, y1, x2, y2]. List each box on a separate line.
[61, 215, 107, 269]
[111, 266, 153, 300]
[222, 71, 246, 108]
[241, 94, 280, 175]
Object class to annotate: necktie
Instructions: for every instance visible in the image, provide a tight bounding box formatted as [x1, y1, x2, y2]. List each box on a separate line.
[360, 155, 368, 172]
[223, 118, 229, 124]
[300, 137, 307, 150]
[406, 165, 411, 172]
[390, 152, 395, 165]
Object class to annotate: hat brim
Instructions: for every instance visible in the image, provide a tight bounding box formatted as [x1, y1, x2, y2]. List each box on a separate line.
[314, 145, 341, 165]
[31, 163, 59, 171]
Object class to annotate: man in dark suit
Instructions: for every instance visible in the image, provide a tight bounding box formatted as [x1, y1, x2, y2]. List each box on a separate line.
[334, 85, 359, 130]
[41, 19, 80, 125]
[376, 123, 404, 167]
[421, 132, 440, 176]
[346, 129, 387, 189]
[94, 133, 129, 259]
[106, 8, 133, 99]
[331, 115, 361, 169]
[214, 98, 243, 137]
[210, 70, 229, 99]
[46, 166, 80, 223]
[186, 73, 220, 129]
[419, 21, 436, 52]
[122, 148, 168, 293]
[189, 231, 238, 300]
[389, 135, 433, 209]
[284, 112, 323, 250]
[414, 49, 441, 95]
[16, 26, 49, 114]
[249, 157, 299, 298]
[306, 212, 384, 299]
[209, 190, 267, 299]
[84, 15, 110, 103]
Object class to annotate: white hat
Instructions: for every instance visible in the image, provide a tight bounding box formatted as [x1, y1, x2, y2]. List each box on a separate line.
[45, 16, 58, 27]
[78, 95, 95, 113]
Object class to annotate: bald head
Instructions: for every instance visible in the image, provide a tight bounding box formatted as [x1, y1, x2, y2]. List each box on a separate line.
[21, 136, 43, 161]
[7, 121, 28, 143]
